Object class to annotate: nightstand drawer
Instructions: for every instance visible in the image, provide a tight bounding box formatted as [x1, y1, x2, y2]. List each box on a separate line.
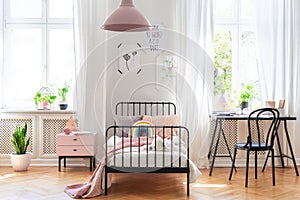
[56, 134, 95, 146]
[56, 145, 95, 156]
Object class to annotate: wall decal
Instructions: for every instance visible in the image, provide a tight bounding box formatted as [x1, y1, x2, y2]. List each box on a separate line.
[117, 43, 142, 74]
[156, 55, 177, 90]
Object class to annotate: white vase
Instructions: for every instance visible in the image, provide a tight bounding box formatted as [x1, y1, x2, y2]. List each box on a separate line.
[10, 153, 31, 171]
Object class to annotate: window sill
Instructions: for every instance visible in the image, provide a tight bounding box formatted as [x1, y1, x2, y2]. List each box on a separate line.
[0, 109, 75, 114]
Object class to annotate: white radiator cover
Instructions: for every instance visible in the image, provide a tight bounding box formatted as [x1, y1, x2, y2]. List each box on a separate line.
[0, 110, 89, 166]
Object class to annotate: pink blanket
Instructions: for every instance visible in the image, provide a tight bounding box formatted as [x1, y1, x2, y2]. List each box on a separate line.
[64, 162, 105, 199]
[64, 137, 153, 199]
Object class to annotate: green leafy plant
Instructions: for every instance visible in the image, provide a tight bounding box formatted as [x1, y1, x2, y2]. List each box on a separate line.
[58, 82, 70, 102]
[239, 82, 258, 104]
[11, 123, 30, 154]
[34, 92, 57, 105]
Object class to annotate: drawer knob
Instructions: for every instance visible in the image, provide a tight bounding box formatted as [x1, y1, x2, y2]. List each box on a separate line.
[73, 149, 77, 151]
[73, 139, 77, 141]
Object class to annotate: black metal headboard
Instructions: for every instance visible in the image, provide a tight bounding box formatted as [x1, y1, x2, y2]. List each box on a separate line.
[115, 102, 176, 116]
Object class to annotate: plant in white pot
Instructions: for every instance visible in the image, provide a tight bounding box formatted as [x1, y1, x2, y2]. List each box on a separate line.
[58, 82, 70, 110]
[239, 82, 258, 110]
[10, 123, 31, 171]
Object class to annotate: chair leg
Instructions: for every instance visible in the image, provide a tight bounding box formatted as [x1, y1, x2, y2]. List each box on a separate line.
[245, 150, 250, 187]
[229, 148, 237, 181]
[255, 151, 257, 179]
[272, 149, 275, 186]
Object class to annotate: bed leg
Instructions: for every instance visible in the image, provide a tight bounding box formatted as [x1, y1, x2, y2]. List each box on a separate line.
[105, 170, 108, 195]
[187, 172, 190, 196]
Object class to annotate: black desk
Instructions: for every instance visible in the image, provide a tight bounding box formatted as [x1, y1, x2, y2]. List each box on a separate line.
[208, 114, 299, 176]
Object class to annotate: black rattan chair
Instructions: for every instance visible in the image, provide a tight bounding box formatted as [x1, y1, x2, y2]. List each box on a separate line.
[229, 108, 280, 187]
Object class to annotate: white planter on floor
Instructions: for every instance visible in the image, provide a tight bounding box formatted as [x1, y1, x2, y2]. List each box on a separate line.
[10, 152, 31, 171]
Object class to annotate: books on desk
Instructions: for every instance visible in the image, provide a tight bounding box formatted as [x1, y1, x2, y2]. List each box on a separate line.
[215, 111, 234, 116]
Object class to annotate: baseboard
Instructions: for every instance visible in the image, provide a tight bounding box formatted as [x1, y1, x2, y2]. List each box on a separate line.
[1, 157, 299, 168]
[212, 157, 300, 168]
[0, 158, 97, 167]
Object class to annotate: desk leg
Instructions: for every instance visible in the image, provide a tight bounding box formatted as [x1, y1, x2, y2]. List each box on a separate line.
[283, 120, 299, 176]
[275, 124, 285, 168]
[221, 129, 237, 172]
[209, 119, 222, 176]
[208, 119, 219, 160]
[262, 151, 271, 172]
[263, 120, 285, 171]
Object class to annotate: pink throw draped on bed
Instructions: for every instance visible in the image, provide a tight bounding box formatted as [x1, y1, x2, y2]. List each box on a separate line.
[64, 137, 153, 199]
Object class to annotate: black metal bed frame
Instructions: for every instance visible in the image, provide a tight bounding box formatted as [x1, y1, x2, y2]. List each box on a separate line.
[115, 101, 177, 116]
[104, 102, 190, 196]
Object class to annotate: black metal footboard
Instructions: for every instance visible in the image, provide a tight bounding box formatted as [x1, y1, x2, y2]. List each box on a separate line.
[104, 125, 190, 196]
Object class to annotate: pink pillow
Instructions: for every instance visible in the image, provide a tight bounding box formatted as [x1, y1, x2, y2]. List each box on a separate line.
[142, 115, 179, 138]
[114, 115, 142, 137]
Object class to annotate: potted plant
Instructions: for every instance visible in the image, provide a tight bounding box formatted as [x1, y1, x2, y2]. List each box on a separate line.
[58, 82, 70, 110]
[239, 82, 258, 109]
[34, 86, 57, 110]
[10, 123, 31, 171]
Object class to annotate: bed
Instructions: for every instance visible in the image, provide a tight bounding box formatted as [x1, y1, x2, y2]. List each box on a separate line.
[104, 102, 198, 196]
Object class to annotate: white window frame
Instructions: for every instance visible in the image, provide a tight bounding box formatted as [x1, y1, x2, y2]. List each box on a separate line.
[215, 0, 257, 93]
[2, 0, 74, 109]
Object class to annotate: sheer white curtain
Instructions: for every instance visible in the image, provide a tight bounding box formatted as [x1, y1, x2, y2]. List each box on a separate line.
[255, 0, 296, 115]
[185, 0, 214, 58]
[176, 0, 214, 168]
[73, 0, 108, 160]
[256, 0, 300, 156]
[295, 1, 300, 157]
[0, 0, 3, 108]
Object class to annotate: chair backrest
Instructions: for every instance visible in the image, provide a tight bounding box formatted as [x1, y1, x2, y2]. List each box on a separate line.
[247, 108, 280, 148]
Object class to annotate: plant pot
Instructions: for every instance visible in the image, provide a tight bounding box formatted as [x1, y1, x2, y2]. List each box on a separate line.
[241, 101, 249, 110]
[37, 101, 52, 110]
[10, 152, 31, 171]
[59, 103, 68, 110]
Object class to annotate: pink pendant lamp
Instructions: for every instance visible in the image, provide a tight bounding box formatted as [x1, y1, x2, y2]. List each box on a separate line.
[102, 0, 152, 32]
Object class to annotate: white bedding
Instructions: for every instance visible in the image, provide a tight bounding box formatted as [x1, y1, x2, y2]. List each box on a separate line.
[106, 136, 202, 182]
[108, 151, 188, 168]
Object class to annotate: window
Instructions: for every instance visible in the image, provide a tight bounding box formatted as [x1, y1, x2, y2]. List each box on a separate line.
[1, 0, 75, 109]
[214, 0, 259, 108]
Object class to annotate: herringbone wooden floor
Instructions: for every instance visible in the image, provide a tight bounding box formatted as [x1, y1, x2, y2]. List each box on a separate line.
[0, 166, 300, 200]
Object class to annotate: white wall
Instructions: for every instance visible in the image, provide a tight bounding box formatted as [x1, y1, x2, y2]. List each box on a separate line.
[103, 0, 180, 125]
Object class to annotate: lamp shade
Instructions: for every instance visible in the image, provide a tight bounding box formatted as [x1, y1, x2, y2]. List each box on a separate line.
[101, 0, 152, 32]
